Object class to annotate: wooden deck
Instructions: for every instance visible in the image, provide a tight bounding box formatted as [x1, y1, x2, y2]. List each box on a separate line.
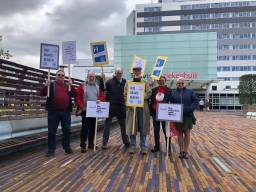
[0, 112, 255, 192]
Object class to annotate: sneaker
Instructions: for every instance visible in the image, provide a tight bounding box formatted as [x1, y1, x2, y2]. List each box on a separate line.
[65, 148, 73, 154]
[102, 145, 108, 150]
[81, 148, 87, 153]
[141, 148, 148, 155]
[46, 151, 54, 157]
[129, 148, 135, 154]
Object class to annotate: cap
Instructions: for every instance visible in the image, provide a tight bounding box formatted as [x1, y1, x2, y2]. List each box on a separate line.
[132, 66, 142, 70]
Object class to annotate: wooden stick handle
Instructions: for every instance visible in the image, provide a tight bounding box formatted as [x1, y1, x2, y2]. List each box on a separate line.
[94, 117, 98, 152]
[68, 64, 71, 91]
[132, 107, 136, 135]
[47, 69, 50, 97]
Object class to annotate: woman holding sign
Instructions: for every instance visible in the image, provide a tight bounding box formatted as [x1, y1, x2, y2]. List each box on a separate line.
[164, 77, 197, 159]
[149, 75, 170, 153]
[124, 66, 151, 155]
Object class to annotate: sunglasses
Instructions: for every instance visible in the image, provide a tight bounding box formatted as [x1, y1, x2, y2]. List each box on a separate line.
[57, 74, 65, 77]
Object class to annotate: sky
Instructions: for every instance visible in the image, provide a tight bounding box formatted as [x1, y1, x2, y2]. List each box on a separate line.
[0, 0, 154, 68]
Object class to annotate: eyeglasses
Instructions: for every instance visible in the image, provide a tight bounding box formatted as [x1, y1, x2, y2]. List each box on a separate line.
[57, 74, 65, 77]
[177, 82, 184, 85]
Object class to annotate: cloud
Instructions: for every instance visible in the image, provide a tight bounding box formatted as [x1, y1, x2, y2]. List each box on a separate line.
[0, 0, 48, 16]
[0, 0, 148, 68]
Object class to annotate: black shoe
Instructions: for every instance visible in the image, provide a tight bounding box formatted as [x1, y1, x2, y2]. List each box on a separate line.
[65, 148, 73, 154]
[151, 148, 160, 153]
[178, 152, 184, 158]
[124, 143, 130, 149]
[81, 148, 87, 153]
[88, 145, 98, 150]
[183, 152, 189, 159]
[46, 151, 54, 157]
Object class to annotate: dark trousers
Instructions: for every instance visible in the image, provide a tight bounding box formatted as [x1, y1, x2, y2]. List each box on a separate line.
[103, 116, 129, 146]
[80, 111, 96, 148]
[47, 111, 71, 153]
[152, 114, 170, 150]
[200, 105, 204, 111]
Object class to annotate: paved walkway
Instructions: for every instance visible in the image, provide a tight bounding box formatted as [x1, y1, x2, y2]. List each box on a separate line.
[0, 112, 255, 192]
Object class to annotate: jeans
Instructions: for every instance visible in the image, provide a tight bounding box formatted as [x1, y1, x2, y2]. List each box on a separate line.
[130, 135, 147, 150]
[102, 116, 129, 146]
[130, 108, 147, 150]
[80, 111, 96, 148]
[47, 111, 71, 153]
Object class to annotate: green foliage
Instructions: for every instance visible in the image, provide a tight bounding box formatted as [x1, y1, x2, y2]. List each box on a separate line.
[0, 48, 13, 59]
[238, 74, 256, 105]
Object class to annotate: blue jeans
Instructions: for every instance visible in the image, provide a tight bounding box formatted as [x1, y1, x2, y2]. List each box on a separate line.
[130, 135, 147, 150]
[48, 111, 71, 153]
[129, 107, 147, 150]
[102, 116, 129, 146]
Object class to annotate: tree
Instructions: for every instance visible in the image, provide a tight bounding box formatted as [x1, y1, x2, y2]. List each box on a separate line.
[0, 48, 13, 59]
[238, 74, 256, 105]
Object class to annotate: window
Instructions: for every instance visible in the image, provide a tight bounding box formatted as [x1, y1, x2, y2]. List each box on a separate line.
[223, 66, 231, 71]
[144, 16, 161, 22]
[144, 7, 160, 12]
[212, 86, 217, 90]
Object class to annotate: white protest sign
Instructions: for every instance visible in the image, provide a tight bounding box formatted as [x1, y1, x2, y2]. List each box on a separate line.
[157, 103, 183, 122]
[40, 43, 59, 69]
[126, 82, 145, 107]
[86, 101, 109, 118]
[62, 41, 76, 64]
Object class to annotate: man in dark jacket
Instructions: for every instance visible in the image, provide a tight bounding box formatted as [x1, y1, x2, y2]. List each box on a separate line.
[40, 70, 76, 157]
[102, 68, 130, 149]
[164, 77, 197, 159]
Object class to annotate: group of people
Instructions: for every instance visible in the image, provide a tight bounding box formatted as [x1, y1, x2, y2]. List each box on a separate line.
[40, 66, 197, 159]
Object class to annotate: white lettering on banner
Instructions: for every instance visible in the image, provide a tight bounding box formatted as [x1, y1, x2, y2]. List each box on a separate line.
[94, 50, 106, 58]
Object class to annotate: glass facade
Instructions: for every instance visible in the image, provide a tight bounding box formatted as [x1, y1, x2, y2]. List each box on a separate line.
[114, 32, 217, 80]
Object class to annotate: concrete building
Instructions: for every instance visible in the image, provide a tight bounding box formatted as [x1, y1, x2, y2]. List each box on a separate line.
[126, 0, 256, 110]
